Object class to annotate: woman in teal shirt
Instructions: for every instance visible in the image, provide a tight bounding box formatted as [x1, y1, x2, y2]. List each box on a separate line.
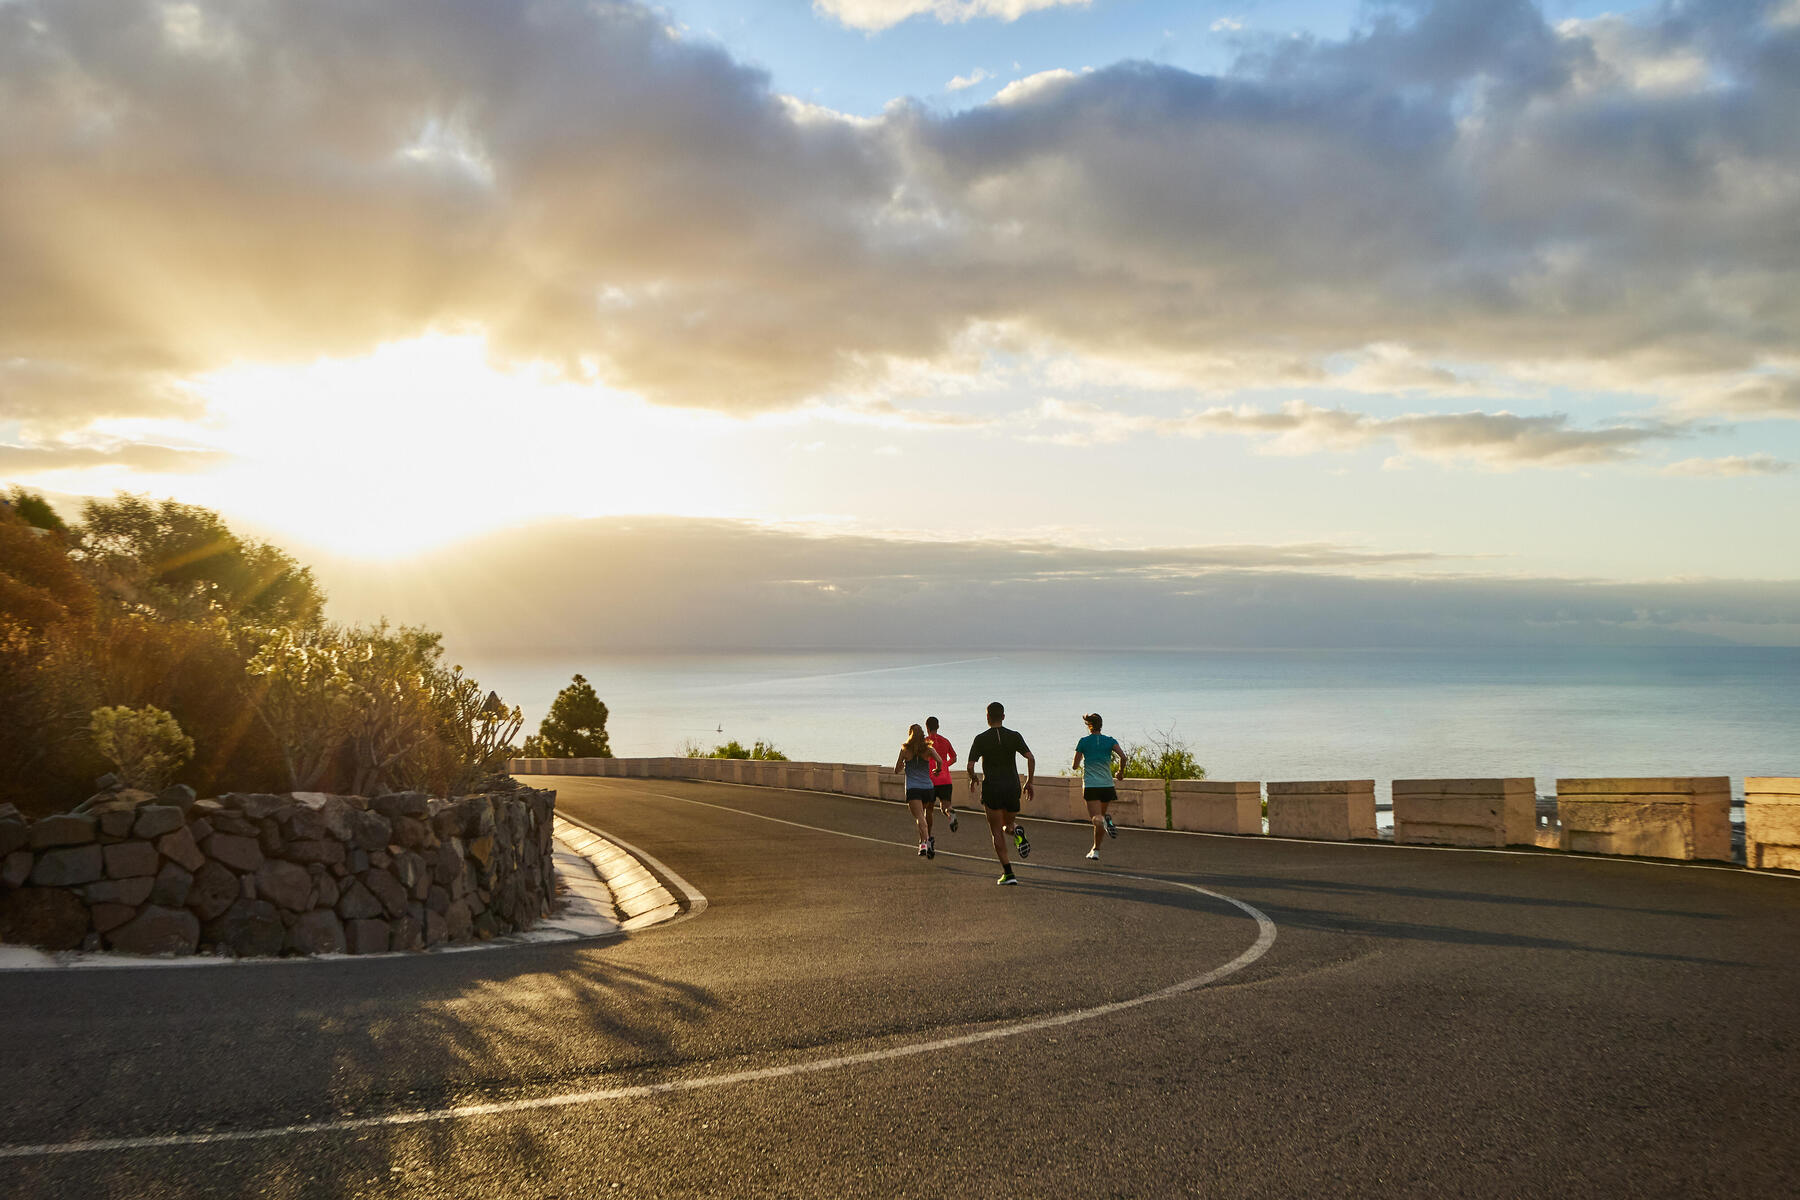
[1072, 713, 1127, 861]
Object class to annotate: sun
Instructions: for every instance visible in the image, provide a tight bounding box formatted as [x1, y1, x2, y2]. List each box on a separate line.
[161, 332, 740, 559]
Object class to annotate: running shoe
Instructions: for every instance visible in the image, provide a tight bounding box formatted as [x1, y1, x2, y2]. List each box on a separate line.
[926, 836, 936, 859]
[1085, 849, 1100, 860]
[997, 870, 1018, 885]
[1014, 827, 1031, 859]
[948, 809, 959, 833]
[1104, 814, 1117, 839]
[918, 840, 928, 857]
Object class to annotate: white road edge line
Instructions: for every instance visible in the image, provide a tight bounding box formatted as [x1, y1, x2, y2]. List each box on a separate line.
[0, 790, 1270, 1160]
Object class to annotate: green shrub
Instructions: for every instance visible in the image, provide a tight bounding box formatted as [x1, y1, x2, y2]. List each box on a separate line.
[89, 704, 194, 791]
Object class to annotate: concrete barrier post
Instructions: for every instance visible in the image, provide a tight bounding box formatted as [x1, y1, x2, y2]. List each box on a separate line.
[1021, 777, 1079, 822]
[1111, 778, 1166, 829]
[1747, 778, 1800, 870]
[1267, 780, 1378, 841]
[629, 759, 650, 779]
[1556, 777, 1731, 861]
[951, 774, 980, 812]
[1170, 780, 1263, 835]
[1392, 778, 1536, 847]
[879, 772, 906, 803]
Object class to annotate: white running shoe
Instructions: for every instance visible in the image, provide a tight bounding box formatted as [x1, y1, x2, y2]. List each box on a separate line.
[1085, 849, 1100, 860]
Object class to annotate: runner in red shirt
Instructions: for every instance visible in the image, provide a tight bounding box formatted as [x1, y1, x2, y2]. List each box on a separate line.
[925, 716, 959, 833]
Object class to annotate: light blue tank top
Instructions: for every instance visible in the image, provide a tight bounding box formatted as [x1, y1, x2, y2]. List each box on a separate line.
[903, 753, 934, 789]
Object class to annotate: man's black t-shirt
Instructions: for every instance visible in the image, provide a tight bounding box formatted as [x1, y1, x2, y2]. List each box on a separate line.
[968, 726, 1030, 798]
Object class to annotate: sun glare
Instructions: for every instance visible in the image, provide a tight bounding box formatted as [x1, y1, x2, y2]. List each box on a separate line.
[100, 332, 743, 559]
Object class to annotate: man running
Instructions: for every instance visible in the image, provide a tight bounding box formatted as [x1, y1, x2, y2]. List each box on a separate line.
[966, 701, 1035, 885]
[1073, 712, 1127, 860]
[925, 715, 958, 833]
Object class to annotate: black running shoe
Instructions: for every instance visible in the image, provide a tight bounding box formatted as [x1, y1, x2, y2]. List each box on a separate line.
[926, 837, 936, 859]
[1104, 814, 1117, 839]
[1014, 827, 1031, 859]
[948, 809, 959, 833]
[997, 870, 1018, 886]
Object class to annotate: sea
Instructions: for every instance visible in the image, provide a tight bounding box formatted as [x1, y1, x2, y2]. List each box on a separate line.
[461, 646, 1799, 802]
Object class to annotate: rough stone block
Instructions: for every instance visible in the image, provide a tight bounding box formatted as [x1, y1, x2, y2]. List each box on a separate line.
[98, 807, 140, 839]
[255, 860, 314, 912]
[131, 805, 185, 839]
[30, 813, 97, 849]
[1170, 780, 1263, 835]
[337, 879, 383, 920]
[155, 783, 198, 813]
[224, 793, 289, 820]
[204, 832, 264, 873]
[108, 905, 199, 956]
[1556, 777, 1731, 861]
[2, 849, 32, 889]
[284, 838, 346, 867]
[205, 898, 285, 957]
[32, 844, 105, 886]
[345, 918, 390, 955]
[90, 903, 138, 934]
[149, 862, 194, 908]
[348, 810, 392, 851]
[1267, 782, 1378, 841]
[0, 818, 27, 858]
[186, 860, 241, 922]
[0, 886, 90, 949]
[86, 876, 155, 907]
[156, 826, 206, 873]
[103, 840, 160, 879]
[364, 869, 410, 918]
[287, 909, 346, 955]
[1746, 778, 1800, 871]
[1392, 779, 1536, 848]
[389, 912, 424, 952]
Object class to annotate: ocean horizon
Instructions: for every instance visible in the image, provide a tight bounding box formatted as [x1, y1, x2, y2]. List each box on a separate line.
[461, 645, 1800, 801]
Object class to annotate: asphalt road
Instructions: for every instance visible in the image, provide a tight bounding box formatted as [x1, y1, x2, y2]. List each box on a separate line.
[4, 774, 1799, 1199]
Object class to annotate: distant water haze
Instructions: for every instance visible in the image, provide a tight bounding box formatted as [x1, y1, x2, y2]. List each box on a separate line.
[462, 646, 1800, 801]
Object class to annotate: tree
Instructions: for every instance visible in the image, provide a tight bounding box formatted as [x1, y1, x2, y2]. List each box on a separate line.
[77, 494, 324, 626]
[6, 487, 71, 537]
[89, 705, 193, 791]
[522, 674, 611, 758]
[1121, 725, 1207, 781]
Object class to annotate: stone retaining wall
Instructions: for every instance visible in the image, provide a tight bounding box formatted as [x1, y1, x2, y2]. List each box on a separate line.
[0, 782, 556, 957]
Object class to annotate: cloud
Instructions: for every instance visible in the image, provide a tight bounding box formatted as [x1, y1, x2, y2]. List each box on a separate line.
[0, 441, 224, 474]
[3, 0, 1799, 433]
[1663, 454, 1795, 477]
[1039, 399, 1687, 466]
[946, 67, 992, 92]
[1210, 17, 1244, 34]
[815, 1, 1089, 33]
[312, 516, 1800, 651]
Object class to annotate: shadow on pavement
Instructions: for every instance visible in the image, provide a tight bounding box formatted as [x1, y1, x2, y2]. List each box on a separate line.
[3, 948, 720, 1200]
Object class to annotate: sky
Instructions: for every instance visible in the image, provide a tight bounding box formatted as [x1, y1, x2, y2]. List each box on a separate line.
[3, 0, 1800, 647]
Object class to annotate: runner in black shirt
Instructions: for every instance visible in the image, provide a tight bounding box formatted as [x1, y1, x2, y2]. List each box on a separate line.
[966, 701, 1036, 884]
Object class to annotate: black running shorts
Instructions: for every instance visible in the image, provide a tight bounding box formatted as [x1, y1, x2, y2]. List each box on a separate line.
[981, 786, 1022, 813]
[1084, 786, 1118, 805]
[905, 787, 935, 804]
[933, 783, 954, 803]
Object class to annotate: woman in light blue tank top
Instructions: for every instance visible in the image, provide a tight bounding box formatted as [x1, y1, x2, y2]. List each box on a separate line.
[1073, 713, 1126, 860]
[895, 724, 944, 859]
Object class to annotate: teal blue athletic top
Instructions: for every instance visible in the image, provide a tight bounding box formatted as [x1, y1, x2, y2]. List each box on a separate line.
[1076, 733, 1119, 788]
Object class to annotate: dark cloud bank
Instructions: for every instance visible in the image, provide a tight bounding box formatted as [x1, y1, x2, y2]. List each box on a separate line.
[315, 518, 1800, 652]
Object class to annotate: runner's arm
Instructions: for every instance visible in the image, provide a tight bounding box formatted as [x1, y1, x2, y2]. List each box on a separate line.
[1022, 748, 1036, 793]
[1072, 748, 1083, 773]
[1112, 742, 1127, 780]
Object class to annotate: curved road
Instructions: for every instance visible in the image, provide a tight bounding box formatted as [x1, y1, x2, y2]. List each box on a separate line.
[4, 775, 1799, 1198]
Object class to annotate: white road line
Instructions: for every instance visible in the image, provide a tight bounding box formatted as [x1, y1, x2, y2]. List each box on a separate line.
[0, 792, 1271, 1161]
